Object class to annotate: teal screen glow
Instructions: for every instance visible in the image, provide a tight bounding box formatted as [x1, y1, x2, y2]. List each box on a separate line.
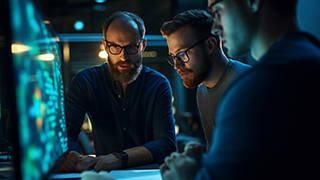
[9, 0, 68, 179]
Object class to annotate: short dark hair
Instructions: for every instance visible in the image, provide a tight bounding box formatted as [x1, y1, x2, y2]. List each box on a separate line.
[160, 9, 219, 41]
[102, 11, 146, 39]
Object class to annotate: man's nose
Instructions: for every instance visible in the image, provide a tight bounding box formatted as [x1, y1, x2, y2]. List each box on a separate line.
[118, 48, 129, 61]
[173, 58, 184, 70]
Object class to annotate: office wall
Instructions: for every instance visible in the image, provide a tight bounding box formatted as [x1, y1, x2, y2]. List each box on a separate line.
[297, 0, 320, 41]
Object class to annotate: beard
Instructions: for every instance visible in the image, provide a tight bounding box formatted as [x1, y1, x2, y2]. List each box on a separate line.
[180, 55, 212, 89]
[108, 53, 142, 84]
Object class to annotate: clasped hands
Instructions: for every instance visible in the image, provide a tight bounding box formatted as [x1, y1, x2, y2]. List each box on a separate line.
[60, 151, 121, 173]
[160, 142, 203, 180]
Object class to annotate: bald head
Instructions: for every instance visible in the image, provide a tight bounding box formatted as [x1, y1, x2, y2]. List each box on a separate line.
[102, 11, 145, 40]
[106, 18, 141, 45]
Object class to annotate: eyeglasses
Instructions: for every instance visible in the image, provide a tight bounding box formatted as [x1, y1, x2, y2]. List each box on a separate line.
[166, 37, 209, 67]
[207, 0, 224, 20]
[104, 39, 144, 55]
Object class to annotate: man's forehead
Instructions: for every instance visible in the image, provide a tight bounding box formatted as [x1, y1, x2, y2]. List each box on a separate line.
[168, 26, 196, 44]
[167, 30, 198, 55]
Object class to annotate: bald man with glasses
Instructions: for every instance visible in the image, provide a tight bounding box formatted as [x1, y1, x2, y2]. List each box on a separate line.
[60, 11, 176, 172]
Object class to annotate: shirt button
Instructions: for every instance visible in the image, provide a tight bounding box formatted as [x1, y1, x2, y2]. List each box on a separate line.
[123, 127, 126, 131]
[123, 108, 126, 111]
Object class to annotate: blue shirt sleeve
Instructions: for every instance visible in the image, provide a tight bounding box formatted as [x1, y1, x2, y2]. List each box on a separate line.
[66, 75, 89, 153]
[142, 76, 177, 164]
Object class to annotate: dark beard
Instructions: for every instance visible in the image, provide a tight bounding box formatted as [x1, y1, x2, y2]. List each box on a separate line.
[182, 56, 212, 89]
[108, 54, 142, 84]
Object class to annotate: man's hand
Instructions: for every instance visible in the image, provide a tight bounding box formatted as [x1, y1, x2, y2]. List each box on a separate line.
[60, 151, 81, 172]
[183, 141, 203, 162]
[93, 154, 122, 171]
[160, 141, 203, 180]
[75, 155, 98, 172]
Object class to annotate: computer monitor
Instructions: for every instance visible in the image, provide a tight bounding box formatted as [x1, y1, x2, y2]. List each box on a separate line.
[1, 0, 68, 179]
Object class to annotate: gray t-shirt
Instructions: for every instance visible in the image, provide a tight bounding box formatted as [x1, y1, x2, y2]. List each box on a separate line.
[197, 60, 251, 151]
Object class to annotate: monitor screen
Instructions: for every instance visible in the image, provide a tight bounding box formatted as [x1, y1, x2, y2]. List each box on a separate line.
[3, 0, 69, 179]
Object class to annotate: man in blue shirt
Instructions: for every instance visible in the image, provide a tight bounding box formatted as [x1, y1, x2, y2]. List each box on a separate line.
[60, 11, 176, 172]
[160, 0, 320, 179]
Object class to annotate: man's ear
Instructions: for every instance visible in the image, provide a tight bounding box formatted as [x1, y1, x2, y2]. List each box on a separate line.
[141, 38, 147, 52]
[102, 39, 110, 56]
[207, 37, 218, 54]
[102, 39, 107, 50]
[247, 0, 260, 12]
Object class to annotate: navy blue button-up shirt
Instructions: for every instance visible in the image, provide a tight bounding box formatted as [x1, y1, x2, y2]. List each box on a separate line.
[66, 63, 177, 164]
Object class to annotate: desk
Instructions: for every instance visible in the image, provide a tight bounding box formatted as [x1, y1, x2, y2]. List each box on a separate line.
[109, 169, 161, 180]
[49, 163, 161, 180]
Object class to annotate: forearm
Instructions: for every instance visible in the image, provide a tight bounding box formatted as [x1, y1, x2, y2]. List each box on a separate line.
[123, 146, 154, 167]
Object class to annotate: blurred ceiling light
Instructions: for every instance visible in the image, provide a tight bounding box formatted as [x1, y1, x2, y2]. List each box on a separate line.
[54, 36, 60, 42]
[11, 44, 31, 53]
[175, 125, 179, 134]
[99, 50, 108, 59]
[100, 43, 105, 50]
[34, 54, 55, 61]
[95, 0, 106, 3]
[93, 4, 106, 12]
[74, 20, 84, 31]
[143, 51, 157, 58]
[63, 42, 70, 63]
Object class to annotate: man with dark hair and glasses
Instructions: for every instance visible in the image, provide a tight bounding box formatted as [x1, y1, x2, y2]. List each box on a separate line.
[60, 11, 176, 172]
[160, 9, 251, 153]
[161, 0, 320, 180]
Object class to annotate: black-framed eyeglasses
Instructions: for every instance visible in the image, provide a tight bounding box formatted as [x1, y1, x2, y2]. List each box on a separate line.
[207, 0, 224, 20]
[104, 38, 144, 55]
[166, 37, 210, 67]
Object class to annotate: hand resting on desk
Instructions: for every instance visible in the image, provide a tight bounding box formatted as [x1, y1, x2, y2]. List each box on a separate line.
[60, 151, 81, 172]
[76, 155, 98, 172]
[94, 154, 121, 171]
[60, 151, 97, 173]
[60, 151, 122, 172]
